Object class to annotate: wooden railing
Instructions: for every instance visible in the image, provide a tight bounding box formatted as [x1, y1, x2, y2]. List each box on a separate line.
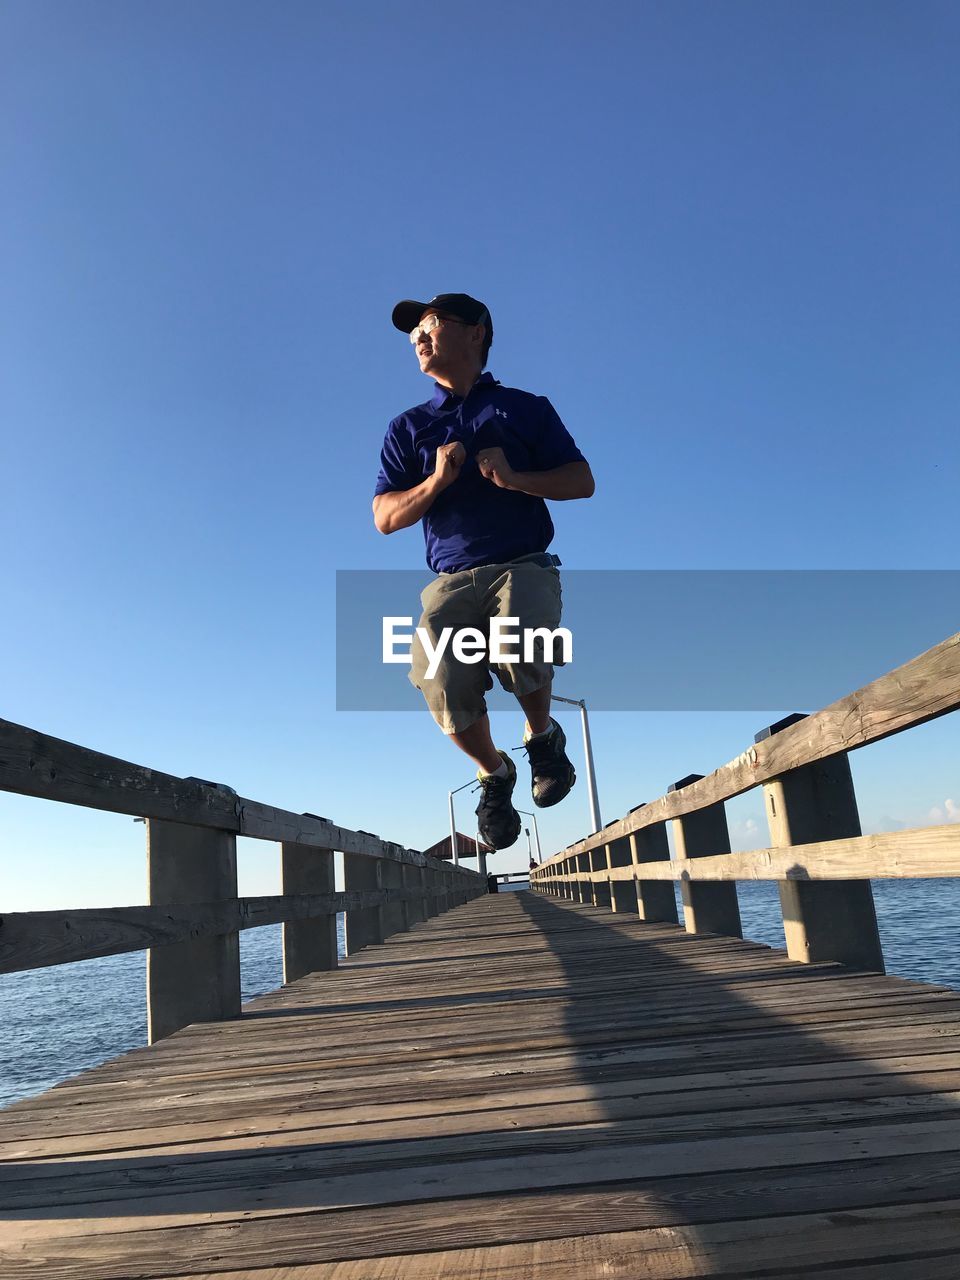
[0, 720, 485, 1040]
[531, 630, 960, 974]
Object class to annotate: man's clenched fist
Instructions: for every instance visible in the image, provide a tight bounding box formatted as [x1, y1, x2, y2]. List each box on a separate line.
[476, 446, 516, 490]
[433, 440, 466, 490]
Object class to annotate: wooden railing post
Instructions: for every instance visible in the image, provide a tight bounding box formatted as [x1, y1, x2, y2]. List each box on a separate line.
[281, 842, 338, 981]
[631, 824, 680, 923]
[592, 845, 612, 907]
[575, 851, 591, 903]
[431, 865, 444, 914]
[431, 865, 444, 913]
[608, 823, 679, 921]
[380, 850, 407, 938]
[669, 774, 742, 938]
[452, 867, 466, 908]
[343, 853, 383, 954]
[146, 810, 240, 1043]
[758, 714, 885, 971]
[423, 866, 437, 916]
[403, 862, 426, 928]
[564, 857, 575, 899]
[606, 837, 631, 911]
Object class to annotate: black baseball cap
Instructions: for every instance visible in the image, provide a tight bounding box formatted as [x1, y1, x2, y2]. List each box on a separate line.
[391, 293, 493, 343]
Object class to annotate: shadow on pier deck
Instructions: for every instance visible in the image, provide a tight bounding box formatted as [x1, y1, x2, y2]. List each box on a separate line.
[3, 890, 960, 1278]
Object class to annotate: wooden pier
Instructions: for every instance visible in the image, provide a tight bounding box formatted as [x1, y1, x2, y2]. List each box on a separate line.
[2, 630, 960, 1275]
[5, 892, 960, 1276]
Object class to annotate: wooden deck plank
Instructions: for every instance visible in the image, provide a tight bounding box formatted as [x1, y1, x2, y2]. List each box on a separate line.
[235, 1200, 960, 1277]
[40, 1004, 960, 1097]
[9, 1052, 960, 1157]
[8, 1069, 960, 1162]
[3, 892, 960, 1277]
[8, 1033, 960, 1148]
[147, 1200, 960, 1278]
[6, 1114, 960, 1225]
[5, 1157, 960, 1277]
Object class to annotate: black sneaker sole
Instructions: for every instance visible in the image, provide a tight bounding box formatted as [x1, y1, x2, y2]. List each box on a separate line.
[533, 764, 576, 809]
[476, 753, 522, 850]
[480, 811, 522, 850]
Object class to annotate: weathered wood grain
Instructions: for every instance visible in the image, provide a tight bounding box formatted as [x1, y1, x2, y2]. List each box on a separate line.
[0, 717, 484, 881]
[6, 1154, 960, 1279]
[150, 1200, 960, 1279]
[539, 628, 960, 865]
[551, 821, 960, 883]
[281, 845, 338, 981]
[146, 817, 240, 1042]
[0, 887, 449, 974]
[5, 893, 960, 1277]
[7, 1053, 960, 1163]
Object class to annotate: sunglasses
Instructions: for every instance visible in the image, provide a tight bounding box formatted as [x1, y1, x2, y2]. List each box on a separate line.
[409, 314, 475, 345]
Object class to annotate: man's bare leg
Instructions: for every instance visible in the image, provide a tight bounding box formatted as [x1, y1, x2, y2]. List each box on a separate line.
[453, 714, 522, 851]
[517, 681, 553, 736]
[449, 682, 553, 774]
[449, 714, 505, 775]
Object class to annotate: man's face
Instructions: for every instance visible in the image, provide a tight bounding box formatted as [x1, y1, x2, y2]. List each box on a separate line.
[413, 309, 481, 378]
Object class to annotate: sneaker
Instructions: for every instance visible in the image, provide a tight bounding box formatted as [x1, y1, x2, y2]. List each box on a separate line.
[523, 719, 576, 809]
[475, 752, 522, 850]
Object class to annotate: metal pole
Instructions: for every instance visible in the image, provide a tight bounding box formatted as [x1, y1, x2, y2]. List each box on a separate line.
[530, 811, 542, 862]
[579, 701, 602, 833]
[448, 790, 459, 867]
[552, 694, 602, 834]
[516, 809, 542, 863]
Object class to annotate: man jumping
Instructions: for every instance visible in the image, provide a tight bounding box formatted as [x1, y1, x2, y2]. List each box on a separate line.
[373, 293, 595, 849]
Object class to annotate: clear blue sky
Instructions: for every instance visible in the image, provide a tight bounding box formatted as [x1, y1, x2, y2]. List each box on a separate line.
[2, 0, 957, 911]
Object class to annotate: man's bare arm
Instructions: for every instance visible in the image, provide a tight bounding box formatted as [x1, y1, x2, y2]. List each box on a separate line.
[373, 441, 466, 534]
[475, 451, 595, 500]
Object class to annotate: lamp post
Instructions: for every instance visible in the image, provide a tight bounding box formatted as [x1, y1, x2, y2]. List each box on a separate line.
[475, 827, 487, 879]
[552, 694, 602, 833]
[516, 808, 542, 863]
[447, 777, 477, 868]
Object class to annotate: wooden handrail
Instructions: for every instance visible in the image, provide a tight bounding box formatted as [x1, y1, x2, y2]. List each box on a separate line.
[0, 716, 487, 1039]
[0, 717, 431, 867]
[541, 822, 960, 886]
[545, 629, 960, 864]
[532, 628, 960, 975]
[0, 883, 462, 974]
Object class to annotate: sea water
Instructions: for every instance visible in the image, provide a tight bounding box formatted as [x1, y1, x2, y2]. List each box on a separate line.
[2, 881, 959, 1109]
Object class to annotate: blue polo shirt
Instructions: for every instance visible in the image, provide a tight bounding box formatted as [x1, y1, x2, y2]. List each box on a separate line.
[374, 373, 586, 574]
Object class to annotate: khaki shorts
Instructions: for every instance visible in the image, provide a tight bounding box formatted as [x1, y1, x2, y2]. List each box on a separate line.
[409, 553, 565, 734]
